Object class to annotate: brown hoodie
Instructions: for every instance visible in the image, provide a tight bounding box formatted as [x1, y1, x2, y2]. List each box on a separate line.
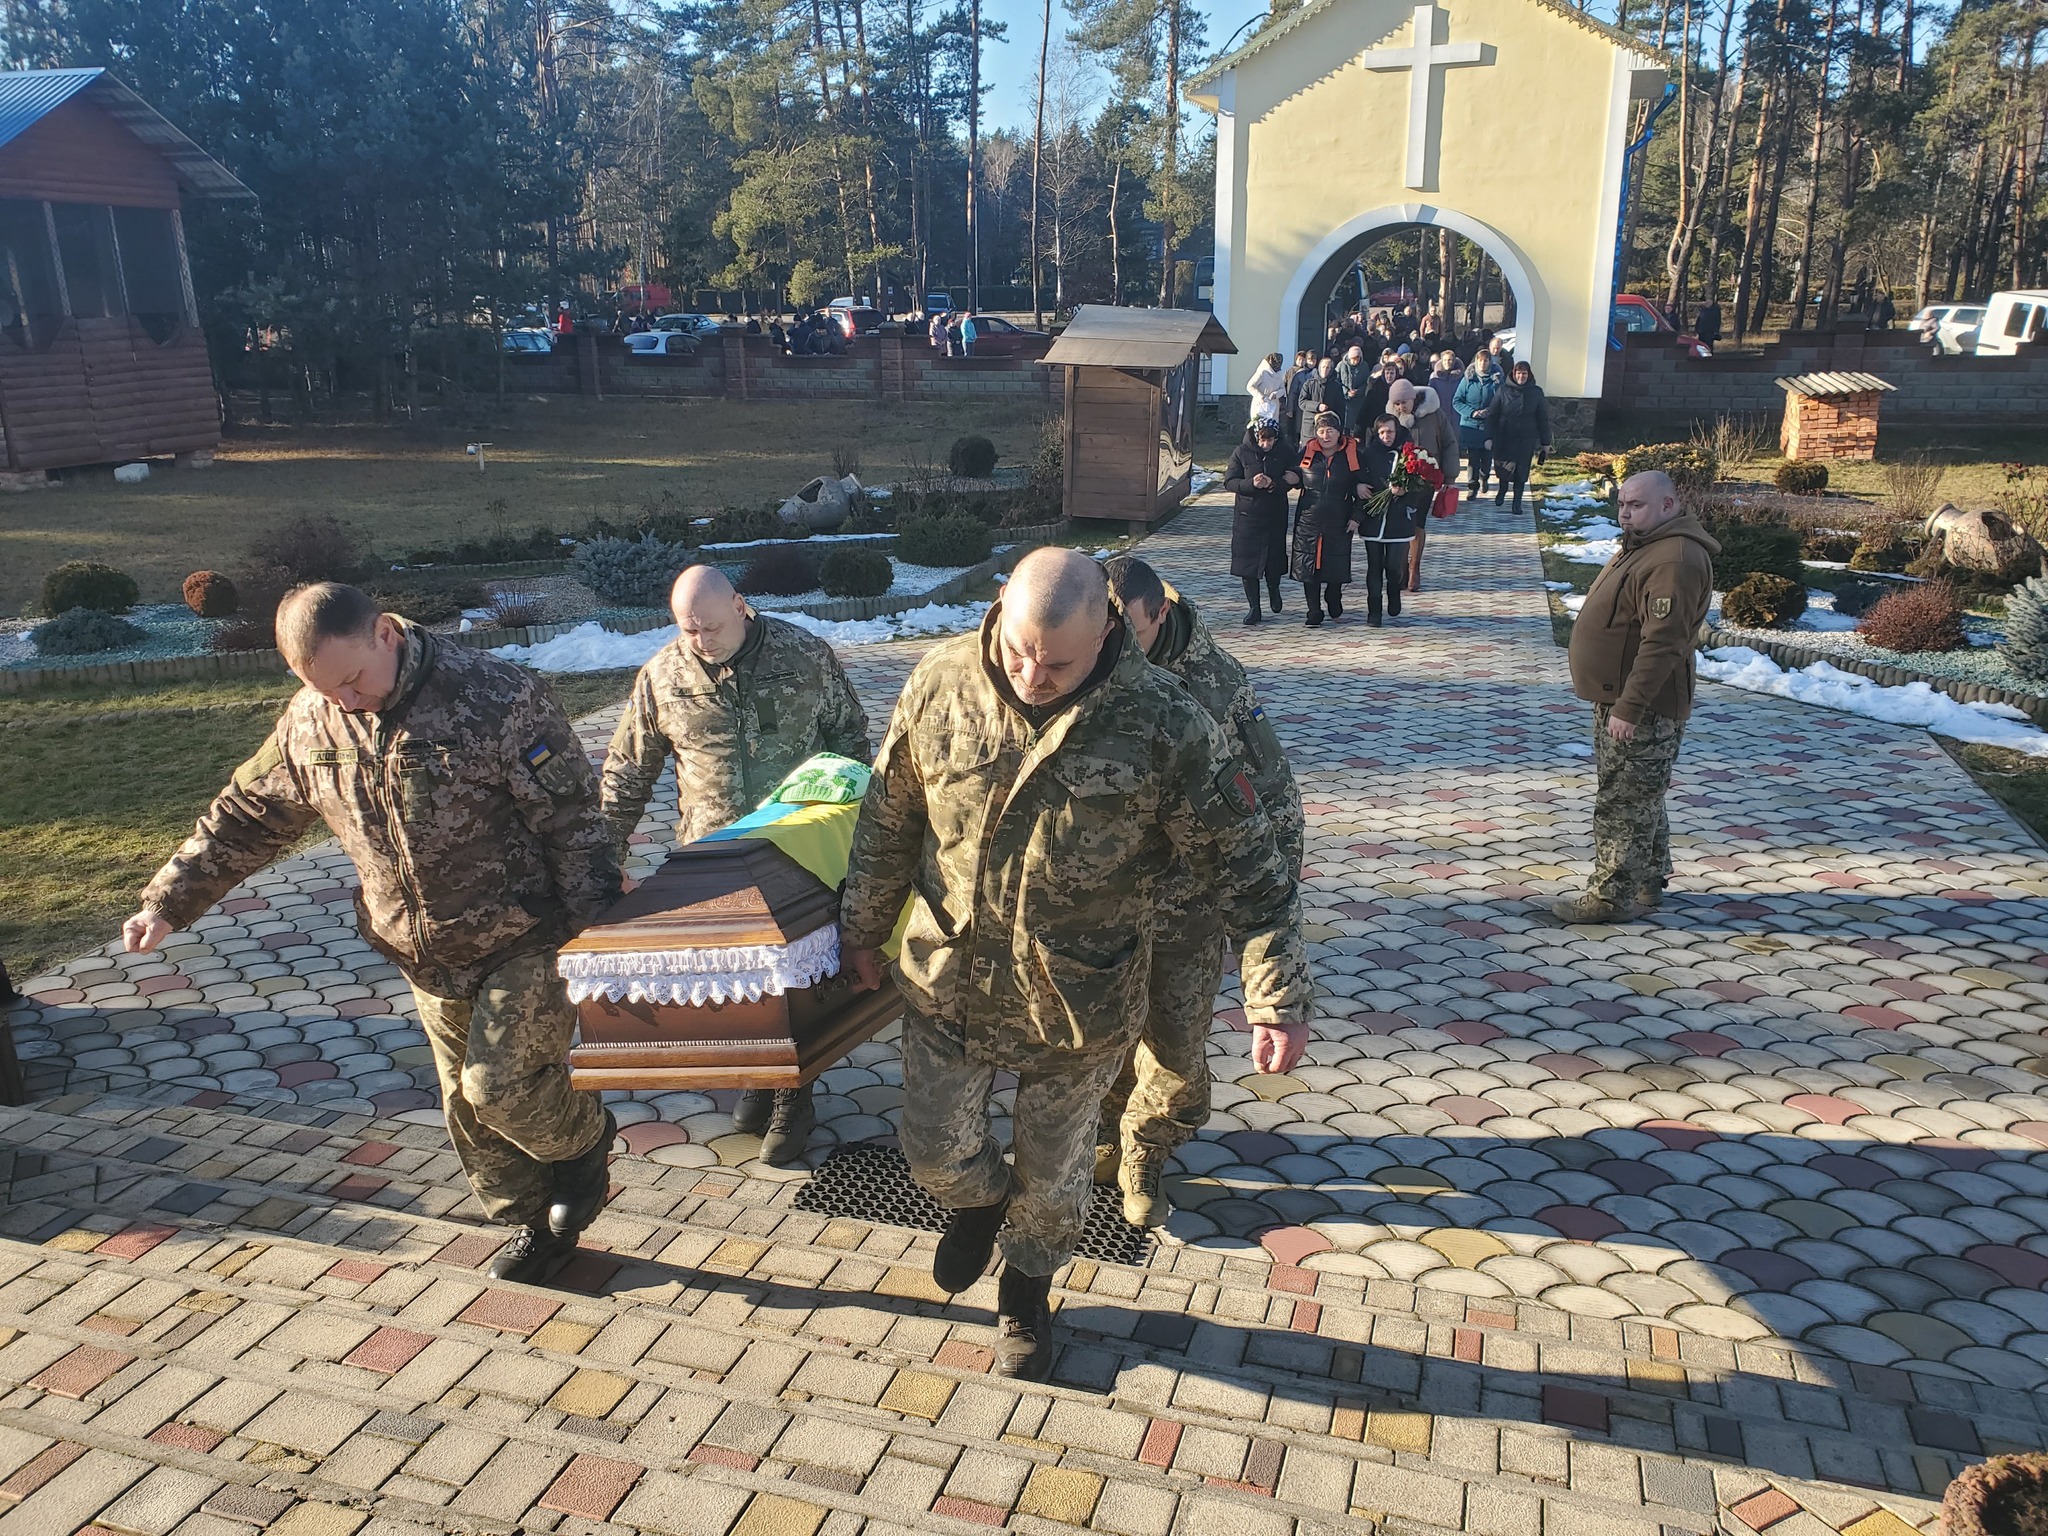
[1567, 511, 1720, 725]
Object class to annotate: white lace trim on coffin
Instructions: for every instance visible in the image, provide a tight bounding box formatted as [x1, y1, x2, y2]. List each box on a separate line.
[558, 924, 840, 1006]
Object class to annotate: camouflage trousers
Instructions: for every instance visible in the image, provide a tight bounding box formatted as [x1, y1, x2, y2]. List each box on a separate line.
[1098, 922, 1228, 1158]
[1590, 705, 1683, 904]
[410, 949, 608, 1226]
[899, 1006, 1125, 1278]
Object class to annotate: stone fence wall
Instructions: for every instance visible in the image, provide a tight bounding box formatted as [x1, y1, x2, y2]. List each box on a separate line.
[1601, 327, 2048, 433]
[506, 326, 1062, 406]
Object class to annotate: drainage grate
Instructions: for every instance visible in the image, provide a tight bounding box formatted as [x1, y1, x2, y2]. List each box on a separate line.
[793, 1141, 1155, 1267]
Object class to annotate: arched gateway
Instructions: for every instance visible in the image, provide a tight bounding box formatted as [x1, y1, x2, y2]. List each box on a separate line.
[1189, 0, 1666, 442]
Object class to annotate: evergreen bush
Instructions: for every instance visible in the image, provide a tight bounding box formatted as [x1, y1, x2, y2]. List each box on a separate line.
[41, 560, 139, 616]
[1849, 521, 1923, 572]
[210, 620, 275, 653]
[1695, 504, 1804, 583]
[1774, 460, 1829, 494]
[897, 513, 993, 567]
[1721, 573, 1807, 629]
[32, 608, 147, 655]
[1613, 442, 1717, 493]
[737, 545, 821, 596]
[948, 434, 999, 478]
[820, 546, 894, 598]
[1858, 583, 1968, 652]
[248, 514, 364, 583]
[2001, 574, 2048, 681]
[1827, 578, 1891, 617]
[368, 587, 465, 625]
[182, 570, 239, 617]
[573, 533, 692, 605]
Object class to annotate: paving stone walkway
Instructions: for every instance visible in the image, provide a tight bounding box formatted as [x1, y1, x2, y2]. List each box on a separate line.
[1, 491, 2046, 1536]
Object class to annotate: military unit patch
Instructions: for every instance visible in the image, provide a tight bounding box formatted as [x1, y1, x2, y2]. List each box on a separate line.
[1220, 765, 1257, 817]
[1650, 596, 1673, 618]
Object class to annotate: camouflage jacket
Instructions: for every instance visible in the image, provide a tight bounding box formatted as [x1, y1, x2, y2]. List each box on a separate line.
[141, 624, 619, 998]
[601, 612, 871, 849]
[840, 603, 1312, 1068]
[1150, 588, 1304, 877]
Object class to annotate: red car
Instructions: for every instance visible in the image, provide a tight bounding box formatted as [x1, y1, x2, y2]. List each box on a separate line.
[1612, 294, 1710, 357]
[963, 316, 1050, 356]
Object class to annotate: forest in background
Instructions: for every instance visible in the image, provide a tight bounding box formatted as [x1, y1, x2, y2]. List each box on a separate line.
[0, 0, 2041, 409]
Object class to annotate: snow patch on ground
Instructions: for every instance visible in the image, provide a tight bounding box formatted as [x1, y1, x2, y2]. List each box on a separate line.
[1699, 646, 2048, 756]
[495, 601, 989, 672]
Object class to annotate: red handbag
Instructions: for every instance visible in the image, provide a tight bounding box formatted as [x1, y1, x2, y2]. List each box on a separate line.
[1430, 483, 1460, 519]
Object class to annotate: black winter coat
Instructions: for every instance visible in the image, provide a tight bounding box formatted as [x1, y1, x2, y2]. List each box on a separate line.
[1225, 434, 1296, 579]
[1290, 436, 1363, 584]
[1355, 428, 1423, 540]
[1481, 379, 1552, 468]
[1295, 369, 1339, 438]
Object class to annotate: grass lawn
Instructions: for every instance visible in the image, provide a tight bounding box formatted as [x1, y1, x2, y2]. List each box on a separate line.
[1, 397, 1053, 613]
[0, 666, 641, 983]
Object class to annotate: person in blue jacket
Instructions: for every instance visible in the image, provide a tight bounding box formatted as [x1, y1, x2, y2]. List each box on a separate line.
[1453, 352, 1502, 497]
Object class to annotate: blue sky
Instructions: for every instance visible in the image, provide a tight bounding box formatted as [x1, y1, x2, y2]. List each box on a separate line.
[978, 0, 1273, 131]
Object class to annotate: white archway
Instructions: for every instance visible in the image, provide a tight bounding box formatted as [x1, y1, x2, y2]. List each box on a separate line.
[1277, 202, 1538, 364]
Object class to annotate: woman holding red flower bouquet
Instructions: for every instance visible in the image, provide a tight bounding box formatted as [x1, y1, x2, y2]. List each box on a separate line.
[1289, 411, 1364, 626]
[1357, 414, 1445, 626]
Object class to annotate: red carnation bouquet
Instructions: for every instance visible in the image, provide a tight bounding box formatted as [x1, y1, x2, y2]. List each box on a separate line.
[1362, 442, 1444, 524]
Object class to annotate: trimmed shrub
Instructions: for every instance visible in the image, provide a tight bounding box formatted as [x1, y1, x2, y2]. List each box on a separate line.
[820, 546, 894, 598]
[1722, 573, 1807, 629]
[1774, 460, 1829, 494]
[1695, 504, 1804, 584]
[41, 560, 138, 616]
[1613, 441, 1717, 493]
[897, 512, 994, 567]
[699, 504, 790, 545]
[32, 607, 146, 655]
[1940, 1452, 2048, 1536]
[369, 587, 464, 625]
[210, 620, 275, 653]
[1850, 521, 1923, 572]
[948, 434, 999, 478]
[1858, 582, 1968, 653]
[248, 514, 363, 584]
[737, 544, 821, 596]
[181, 570, 238, 617]
[1796, 522, 1858, 562]
[1574, 451, 1615, 479]
[2001, 574, 2048, 681]
[573, 533, 692, 605]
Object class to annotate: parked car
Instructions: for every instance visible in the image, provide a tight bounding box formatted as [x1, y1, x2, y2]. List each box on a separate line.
[502, 328, 553, 354]
[829, 304, 886, 339]
[1609, 293, 1710, 357]
[962, 315, 1049, 356]
[1972, 291, 2048, 356]
[1913, 302, 1986, 355]
[1369, 284, 1417, 308]
[623, 330, 699, 357]
[924, 291, 954, 317]
[652, 313, 720, 336]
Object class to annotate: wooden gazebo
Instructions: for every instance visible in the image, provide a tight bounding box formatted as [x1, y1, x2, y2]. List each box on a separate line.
[1044, 306, 1236, 527]
[0, 69, 253, 484]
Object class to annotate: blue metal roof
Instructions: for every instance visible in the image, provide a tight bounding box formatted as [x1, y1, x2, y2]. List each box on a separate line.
[0, 67, 253, 198]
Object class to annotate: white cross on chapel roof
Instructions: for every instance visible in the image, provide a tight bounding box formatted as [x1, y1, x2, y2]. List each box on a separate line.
[1359, 2, 1489, 190]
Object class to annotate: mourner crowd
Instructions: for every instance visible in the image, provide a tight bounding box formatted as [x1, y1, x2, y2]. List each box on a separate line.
[1227, 303, 1555, 630]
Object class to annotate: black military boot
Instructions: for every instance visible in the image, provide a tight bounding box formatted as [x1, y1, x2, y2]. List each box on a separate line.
[993, 1265, 1056, 1380]
[931, 1195, 1009, 1293]
[758, 1085, 816, 1167]
[488, 1223, 578, 1284]
[732, 1090, 775, 1136]
[546, 1107, 617, 1239]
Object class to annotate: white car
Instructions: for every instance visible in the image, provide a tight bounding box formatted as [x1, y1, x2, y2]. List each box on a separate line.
[623, 330, 698, 357]
[1912, 303, 1985, 355]
[501, 328, 553, 354]
[1972, 291, 2048, 356]
[652, 313, 720, 336]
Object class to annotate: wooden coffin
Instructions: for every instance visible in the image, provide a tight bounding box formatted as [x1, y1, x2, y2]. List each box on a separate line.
[561, 839, 899, 1092]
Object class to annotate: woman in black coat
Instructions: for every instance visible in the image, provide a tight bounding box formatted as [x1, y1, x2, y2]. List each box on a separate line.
[1355, 414, 1424, 626]
[1289, 411, 1364, 626]
[1224, 419, 1299, 624]
[1294, 357, 1338, 442]
[1478, 359, 1553, 514]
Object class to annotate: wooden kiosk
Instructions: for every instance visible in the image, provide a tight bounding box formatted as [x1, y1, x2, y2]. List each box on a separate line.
[1044, 306, 1236, 528]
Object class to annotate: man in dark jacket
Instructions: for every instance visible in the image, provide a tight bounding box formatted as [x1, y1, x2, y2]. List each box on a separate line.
[1560, 472, 1719, 924]
[1694, 299, 1723, 354]
[1223, 420, 1299, 623]
[1336, 345, 1369, 434]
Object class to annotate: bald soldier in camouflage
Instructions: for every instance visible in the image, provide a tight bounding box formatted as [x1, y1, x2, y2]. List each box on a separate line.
[127, 584, 620, 1285]
[1100, 556, 1304, 1227]
[601, 565, 869, 1163]
[840, 548, 1312, 1380]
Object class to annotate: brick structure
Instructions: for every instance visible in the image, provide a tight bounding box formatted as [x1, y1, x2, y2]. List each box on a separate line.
[1776, 371, 1894, 460]
[1601, 322, 2048, 433]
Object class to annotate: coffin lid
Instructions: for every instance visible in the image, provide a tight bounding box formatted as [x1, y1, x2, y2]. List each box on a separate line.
[561, 841, 837, 955]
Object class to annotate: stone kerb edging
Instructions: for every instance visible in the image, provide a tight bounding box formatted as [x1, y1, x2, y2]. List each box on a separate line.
[1701, 622, 2048, 724]
[1, 525, 1067, 691]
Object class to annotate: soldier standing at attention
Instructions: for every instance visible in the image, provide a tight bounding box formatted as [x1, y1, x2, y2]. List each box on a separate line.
[1099, 556, 1303, 1227]
[839, 548, 1312, 1379]
[600, 565, 870, 1164]
[126, 584, 620, 1284]
[1559, 470, 1718, 923]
